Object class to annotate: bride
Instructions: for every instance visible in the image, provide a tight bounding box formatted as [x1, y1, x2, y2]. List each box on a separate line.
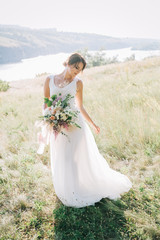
[40, 52, 132, 208]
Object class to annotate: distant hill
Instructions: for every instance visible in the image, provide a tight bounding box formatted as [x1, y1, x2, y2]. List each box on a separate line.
[0, 24, 160, 64]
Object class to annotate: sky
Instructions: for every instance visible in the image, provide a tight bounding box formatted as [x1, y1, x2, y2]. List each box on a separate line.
[0, 0, 160, 39]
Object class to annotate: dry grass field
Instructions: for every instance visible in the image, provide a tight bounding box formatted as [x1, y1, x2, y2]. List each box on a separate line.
[0, 56, 160, 239]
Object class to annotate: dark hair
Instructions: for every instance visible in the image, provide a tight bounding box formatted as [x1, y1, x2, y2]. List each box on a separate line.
[63, 52, 87, 71]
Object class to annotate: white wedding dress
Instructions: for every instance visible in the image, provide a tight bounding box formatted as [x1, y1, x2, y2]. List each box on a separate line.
[45, 74, 132, 208]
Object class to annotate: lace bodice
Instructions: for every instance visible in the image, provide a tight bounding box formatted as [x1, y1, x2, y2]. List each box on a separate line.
[48, 74, 80, 109]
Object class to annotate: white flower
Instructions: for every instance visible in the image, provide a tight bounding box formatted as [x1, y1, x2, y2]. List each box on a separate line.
[55, 111, 60, 119]
[61, 113, 67, 121]
[43, 107, 51, 116]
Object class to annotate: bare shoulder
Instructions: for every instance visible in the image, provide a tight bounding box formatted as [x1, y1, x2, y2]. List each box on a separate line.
[76, 79, 83, 91]
[44, 75, 51, 86]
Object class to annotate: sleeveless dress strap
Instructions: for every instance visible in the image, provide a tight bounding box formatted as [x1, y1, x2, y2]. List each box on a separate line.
[75, 77, 82, 90]
[49, 74, 54, 89]
[75, 76, 82, 83]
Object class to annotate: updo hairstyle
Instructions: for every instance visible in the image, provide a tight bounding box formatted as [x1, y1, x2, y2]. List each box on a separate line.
[63, 52, 87, 71]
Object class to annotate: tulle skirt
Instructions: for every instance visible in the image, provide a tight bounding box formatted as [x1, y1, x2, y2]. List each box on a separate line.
[49, 113, 132, 208]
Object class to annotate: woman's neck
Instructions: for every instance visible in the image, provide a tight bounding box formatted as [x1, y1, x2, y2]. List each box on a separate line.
[60, 69, 74, 81]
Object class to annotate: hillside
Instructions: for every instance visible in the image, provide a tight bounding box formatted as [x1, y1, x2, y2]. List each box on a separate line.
[0, 57, 160, 239]
[0, 24, 160, 64]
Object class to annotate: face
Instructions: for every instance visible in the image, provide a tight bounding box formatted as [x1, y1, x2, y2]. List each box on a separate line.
[67, 62, 84, 77]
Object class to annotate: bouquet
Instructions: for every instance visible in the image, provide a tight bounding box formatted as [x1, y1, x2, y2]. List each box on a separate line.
[39, 93, 81, 140]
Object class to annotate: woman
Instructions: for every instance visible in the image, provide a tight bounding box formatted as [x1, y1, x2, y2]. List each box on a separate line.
[42, 52, 132, 208]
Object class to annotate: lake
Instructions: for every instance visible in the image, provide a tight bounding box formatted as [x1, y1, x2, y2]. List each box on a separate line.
[0, 47, 160, 82]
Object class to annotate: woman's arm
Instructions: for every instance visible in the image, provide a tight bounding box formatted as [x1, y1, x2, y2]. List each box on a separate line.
[75, 80, 100, 134]
[43, 76, 50, 110]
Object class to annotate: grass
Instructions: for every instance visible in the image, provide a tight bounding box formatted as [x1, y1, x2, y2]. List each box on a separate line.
[0, 56, 160, 239]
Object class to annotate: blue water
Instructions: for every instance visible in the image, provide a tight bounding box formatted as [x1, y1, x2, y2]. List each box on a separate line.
[0, 48, 160, 82]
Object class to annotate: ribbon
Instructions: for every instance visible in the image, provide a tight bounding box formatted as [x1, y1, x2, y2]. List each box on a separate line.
[35, 120, 53, 154]
[35, 105, 53, 154]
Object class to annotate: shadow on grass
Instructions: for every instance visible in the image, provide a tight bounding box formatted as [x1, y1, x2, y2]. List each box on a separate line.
[53, 196, 130, 240]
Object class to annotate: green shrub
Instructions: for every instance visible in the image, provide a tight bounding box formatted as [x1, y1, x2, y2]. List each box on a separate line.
[77, 48, 119, 68]
[124, 54, 135, 62]
[0, 80, 10, 92]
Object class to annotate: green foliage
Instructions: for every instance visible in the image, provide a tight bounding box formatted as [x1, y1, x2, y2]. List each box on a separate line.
[77, 47, 119, 68]
[125, 54, 136, 62]
[51, 94, 57, 101]
[0, 79, 10, 92]
[44, 97, 52, 107]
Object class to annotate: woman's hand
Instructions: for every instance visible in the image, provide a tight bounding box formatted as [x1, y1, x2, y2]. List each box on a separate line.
[93, 124, 100, 134]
